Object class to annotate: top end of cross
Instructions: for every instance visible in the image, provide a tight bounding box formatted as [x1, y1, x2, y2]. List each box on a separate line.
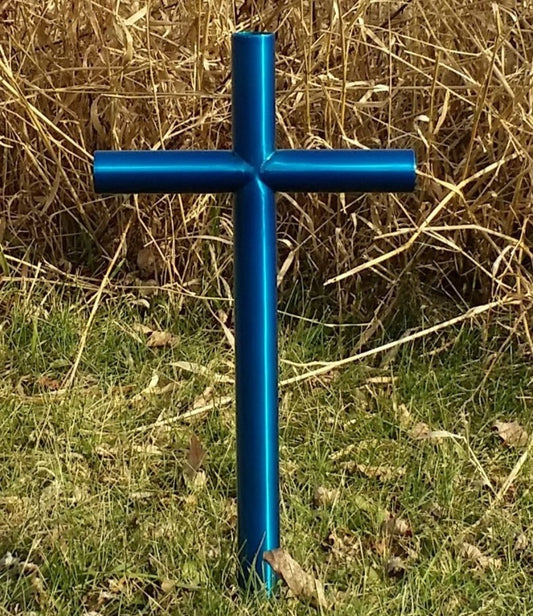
[233, 31, 274, 38]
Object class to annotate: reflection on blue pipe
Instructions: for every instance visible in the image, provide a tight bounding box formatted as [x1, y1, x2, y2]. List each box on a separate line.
[92, 29, 416, 595]
[232, 32, 279, 593]
[93, 151, 252, 193]
[94, 147, 415, 195]
[262, 149, 416, 193]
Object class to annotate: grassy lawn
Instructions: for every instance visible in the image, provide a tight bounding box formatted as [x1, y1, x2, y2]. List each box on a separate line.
[0, 284, 532, 615]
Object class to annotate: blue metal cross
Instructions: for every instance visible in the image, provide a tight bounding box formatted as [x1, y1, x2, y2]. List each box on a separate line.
[94, 31, 415, 592]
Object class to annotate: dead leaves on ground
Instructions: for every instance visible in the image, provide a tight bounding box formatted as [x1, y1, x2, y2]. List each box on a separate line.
[93, 576, 134, 608]
[399, 401, 531, 450]
[459, 542, 502, 571]
[321, 497, 416, 580]
[395, 405, 444, 443]
[330, 439, 405, 483]
[493, 421, 529, 447]
[385, 556, 407, 577]
[264, 548, 328, 610]
[313, 486, 340, 507]
[514, 532, 528, 553]
[146, 330, 177, 348]
[84, 574, 157, 612]
[91, 431, 209, 495]
[183, 433, 207, 489]
[132, 323, 178, 348]
[323, 511, 417, 580]
[381, 514, 412, 538]
[0, 552, 48, 607]
[376, 513, 417, 578]
[36, 375, 61, 391]
[191, 385, 217, 412]
[409, 421, 432, 440]
[323, 528, 361, 565]
[322, 404, 531, 587]
[131, 372, 181, 404]
[345, 463, 406, 482]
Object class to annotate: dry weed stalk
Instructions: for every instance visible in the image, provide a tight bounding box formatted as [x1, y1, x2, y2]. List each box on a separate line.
[1, 0, 531, 349]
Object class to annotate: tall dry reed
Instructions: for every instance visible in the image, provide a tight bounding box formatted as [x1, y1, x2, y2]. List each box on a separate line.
[1, 1, 531, 349]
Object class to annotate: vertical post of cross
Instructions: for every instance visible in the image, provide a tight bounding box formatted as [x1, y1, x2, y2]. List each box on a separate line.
[232, 32, 279, 591]
[92, 28, 416, 596]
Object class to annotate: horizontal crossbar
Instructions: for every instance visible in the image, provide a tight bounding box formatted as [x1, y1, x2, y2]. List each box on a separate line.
[93, 149, 416, 195]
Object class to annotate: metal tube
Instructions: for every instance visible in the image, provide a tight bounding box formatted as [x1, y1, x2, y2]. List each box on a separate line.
[232, 31, 279, 592]
[93, 150, 252, 194]
[232, 32, 275, 166]
[92, 28, 417, 598]
[262, 149, 416, 193]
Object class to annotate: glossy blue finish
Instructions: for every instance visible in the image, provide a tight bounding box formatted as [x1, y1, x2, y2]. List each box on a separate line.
[262, 149, 416, 193]
[232, 32, 279, 591]
[232, 32, 275, 166]
[234, 179, 278, 591]
[92, 29, 416, 595]
[93, 151, 252, 193]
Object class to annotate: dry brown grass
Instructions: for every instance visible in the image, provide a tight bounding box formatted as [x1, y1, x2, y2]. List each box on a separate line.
[1, 0, 532, 348]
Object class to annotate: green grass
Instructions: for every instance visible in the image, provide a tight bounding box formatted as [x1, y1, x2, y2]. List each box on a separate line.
[0, 284, 532, 615]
